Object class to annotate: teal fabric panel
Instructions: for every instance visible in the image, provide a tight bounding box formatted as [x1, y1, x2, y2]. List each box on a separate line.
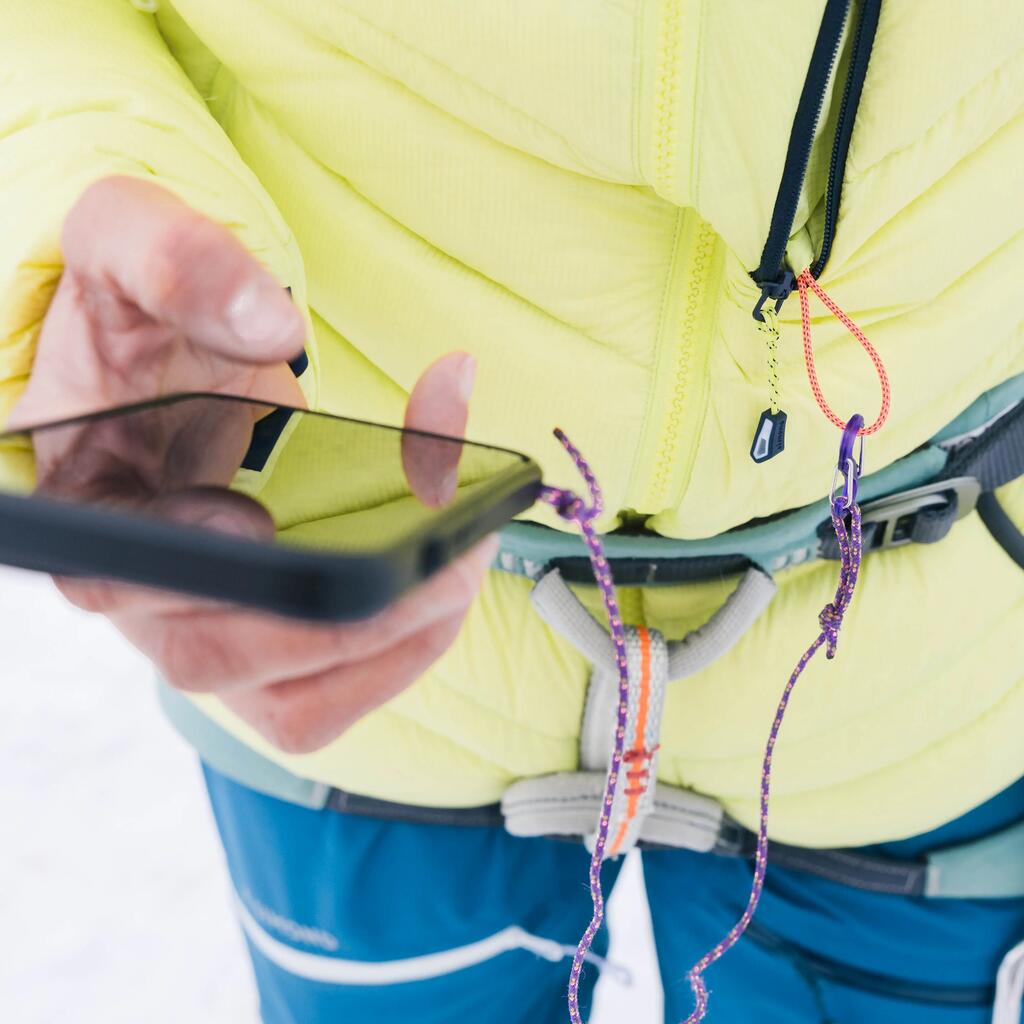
[158, 683, 329, 810]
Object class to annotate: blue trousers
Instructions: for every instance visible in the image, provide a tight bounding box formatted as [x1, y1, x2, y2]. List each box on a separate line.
[204, 765, 1024, 1023]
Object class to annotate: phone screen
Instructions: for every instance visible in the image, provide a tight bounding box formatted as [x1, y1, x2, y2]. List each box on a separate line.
[0, 394, 537, 557]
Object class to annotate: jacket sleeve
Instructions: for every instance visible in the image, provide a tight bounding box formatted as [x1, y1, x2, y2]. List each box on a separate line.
[0, 0, 309, 428]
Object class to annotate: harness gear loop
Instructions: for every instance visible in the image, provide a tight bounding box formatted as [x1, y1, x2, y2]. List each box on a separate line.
[682, 418, 866, 1024]
[798, 269, 891, 435]
[505, 566, 777, 860]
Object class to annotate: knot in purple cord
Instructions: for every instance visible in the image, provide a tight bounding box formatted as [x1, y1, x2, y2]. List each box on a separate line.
[541, 488, 592, 523]
[680, 502, 863, 1024]
[818, 602, 843, 658]
[815, 502, 863, 661]
[540, 429, 604, 525]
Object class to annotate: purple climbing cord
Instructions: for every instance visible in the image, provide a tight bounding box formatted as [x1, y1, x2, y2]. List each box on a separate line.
[680, 497, 864, 1023]
[540, 421, 865, 1024]
[539, 428, 630, 1024]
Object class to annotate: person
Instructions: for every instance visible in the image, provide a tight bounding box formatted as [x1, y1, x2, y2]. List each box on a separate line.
[3, 2, 1023, 1022]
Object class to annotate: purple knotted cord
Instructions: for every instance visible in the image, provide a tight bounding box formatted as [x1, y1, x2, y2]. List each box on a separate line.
[539, 428, 629, 1024]
[541, 426, 863, 1024]
[681, 499, 863, 1023]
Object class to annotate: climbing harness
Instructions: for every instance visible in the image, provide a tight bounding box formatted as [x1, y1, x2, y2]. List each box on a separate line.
[158, 365, 1024, 1022]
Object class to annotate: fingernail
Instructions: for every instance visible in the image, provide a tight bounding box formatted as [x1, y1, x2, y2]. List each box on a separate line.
[457, 355, 477, 403]
[438, 466, 459, 505]
[226, 277, 302, 356]
[196, 510, 243, 536]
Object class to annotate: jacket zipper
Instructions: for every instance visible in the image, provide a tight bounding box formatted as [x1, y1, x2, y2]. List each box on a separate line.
[751, 0, 852, 316]
[749, 0, 883, 463]
[809, 0, 883, 279]
[646, 218, 717, 511]
[641, 0, 719, 514]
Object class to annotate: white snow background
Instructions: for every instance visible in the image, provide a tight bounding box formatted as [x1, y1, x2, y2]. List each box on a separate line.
[0, 566, 663, 1022]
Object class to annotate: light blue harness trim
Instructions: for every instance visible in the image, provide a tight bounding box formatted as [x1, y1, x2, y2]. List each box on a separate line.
[927, 821, 1024, 899]
[158, 684, 329, 810]
[496, 373, 1024, 580]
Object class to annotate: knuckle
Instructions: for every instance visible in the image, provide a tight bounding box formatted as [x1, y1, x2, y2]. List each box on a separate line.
[65, 176, 138, 248]
[155, 628, 219, 694]
[421, 616, 464, 662]
[446, 558, 486, 608]
[72, 176, 127, 218]
[257, 694, 323, 755]
[145, 213, 225, 307]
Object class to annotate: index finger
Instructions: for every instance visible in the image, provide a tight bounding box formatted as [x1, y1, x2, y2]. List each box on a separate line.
[63, 176, 304, 364]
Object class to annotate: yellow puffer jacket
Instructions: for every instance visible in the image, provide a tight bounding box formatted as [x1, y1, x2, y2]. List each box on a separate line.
[2, 0, 1022, 846]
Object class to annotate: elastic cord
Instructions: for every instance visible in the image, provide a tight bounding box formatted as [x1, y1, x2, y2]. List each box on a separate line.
[797, 269, 890, 435]
[757, 307, 783, 416]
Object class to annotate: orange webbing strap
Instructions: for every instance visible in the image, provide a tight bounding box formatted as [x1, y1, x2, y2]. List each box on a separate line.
[608, 627, 656, 858]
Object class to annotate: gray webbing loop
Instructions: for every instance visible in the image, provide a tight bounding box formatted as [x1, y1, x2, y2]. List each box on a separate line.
[505, 568, 777, 856]
[666, 568, 778, 679]
[502, 772, 724, 854]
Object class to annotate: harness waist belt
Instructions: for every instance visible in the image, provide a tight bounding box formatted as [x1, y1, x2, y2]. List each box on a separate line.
[496, 375, 1024, 584]
[158, 374, 1024, 902]
[160, 678, 1024, 902]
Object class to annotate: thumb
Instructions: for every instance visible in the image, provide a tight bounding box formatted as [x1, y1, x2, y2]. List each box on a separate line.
[63, 176, 304, 364]
[401, 352, 475, 507]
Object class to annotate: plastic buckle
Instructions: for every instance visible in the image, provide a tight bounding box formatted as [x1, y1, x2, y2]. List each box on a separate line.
[859, 477, 982, 551]
[712, 817, 756, 859]
[751, 271, 796, 323]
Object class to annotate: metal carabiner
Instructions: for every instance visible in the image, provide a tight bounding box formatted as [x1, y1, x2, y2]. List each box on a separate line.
[829, 414, 865, 511]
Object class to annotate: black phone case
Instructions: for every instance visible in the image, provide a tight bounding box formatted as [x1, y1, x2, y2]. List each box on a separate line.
[0, 394, 542, 621]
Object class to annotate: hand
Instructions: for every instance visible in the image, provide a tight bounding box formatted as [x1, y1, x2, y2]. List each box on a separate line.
[14, 176, 497, 753]
[11, 176, 307, 430]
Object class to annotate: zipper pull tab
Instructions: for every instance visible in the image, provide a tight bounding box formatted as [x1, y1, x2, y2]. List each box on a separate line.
[750, 272, 793, 464]
[751, 271, 795, 324]
[750, 408, 787, 464]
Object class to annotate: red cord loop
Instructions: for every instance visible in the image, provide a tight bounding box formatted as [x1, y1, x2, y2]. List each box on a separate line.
[797, 269, 890, 435]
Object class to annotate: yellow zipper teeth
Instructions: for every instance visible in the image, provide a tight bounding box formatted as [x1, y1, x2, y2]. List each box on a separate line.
[652, 0, 683, 197]
[646, 220, 716, 508]
[640, 0, 716, 513]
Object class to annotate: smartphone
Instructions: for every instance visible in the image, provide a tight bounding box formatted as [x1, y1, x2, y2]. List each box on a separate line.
[0, 393, 542, 620]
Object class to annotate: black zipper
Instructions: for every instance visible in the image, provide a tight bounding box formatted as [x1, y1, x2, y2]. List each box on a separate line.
[751, 0, 882, 321]
[810, 0, 882, 279]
